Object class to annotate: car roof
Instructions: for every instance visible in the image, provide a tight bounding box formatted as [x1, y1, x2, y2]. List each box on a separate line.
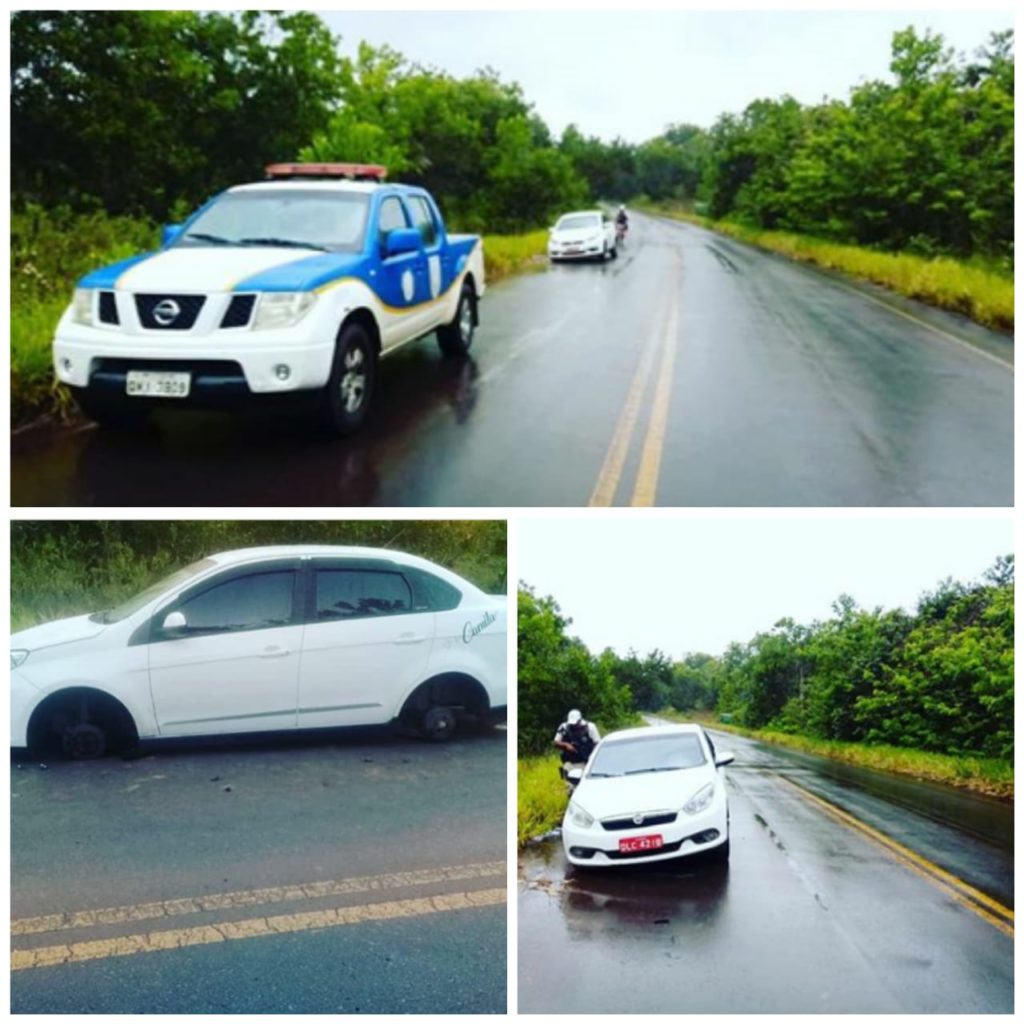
[602, 724, 705, 742]
[229, 181, 423, 196]
[207, 545, 420, 565]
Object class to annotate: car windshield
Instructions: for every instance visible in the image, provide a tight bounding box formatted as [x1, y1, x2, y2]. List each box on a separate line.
[557, 214, 600, 231]
[90, 558, 217, 624]
[176, 190, 371, 253]
[588, 733, 707, 777]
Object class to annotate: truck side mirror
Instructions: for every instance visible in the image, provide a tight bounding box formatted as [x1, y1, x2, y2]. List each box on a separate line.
[384, 228, 424, 257]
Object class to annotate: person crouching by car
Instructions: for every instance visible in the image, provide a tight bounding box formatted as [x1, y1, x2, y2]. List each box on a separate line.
[554, 709, 600, 774]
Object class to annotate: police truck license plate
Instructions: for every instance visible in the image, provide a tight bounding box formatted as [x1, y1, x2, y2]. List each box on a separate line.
[125, 371, 191, 398]
[619, 834, 663, 853]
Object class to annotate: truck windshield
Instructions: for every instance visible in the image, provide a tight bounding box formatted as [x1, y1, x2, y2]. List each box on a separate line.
[588, 733, 706, 777]
[177, 190, 371, 253]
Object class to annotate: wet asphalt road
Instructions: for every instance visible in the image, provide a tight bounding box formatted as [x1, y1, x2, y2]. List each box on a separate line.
[11, 727, 506, 1013]
[11, 214, 1013, 507]
[518, 724, 1013, 1014]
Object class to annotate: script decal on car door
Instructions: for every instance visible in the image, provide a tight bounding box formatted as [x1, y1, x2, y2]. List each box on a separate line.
[462, 610, 497, 644]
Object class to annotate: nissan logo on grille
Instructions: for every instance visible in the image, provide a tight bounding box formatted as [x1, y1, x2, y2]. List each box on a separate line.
[153, 299, 181, 326]
[633, 813, 645, 825]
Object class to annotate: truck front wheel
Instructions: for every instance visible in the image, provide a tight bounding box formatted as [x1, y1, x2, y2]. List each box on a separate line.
[437, 283, 476, 357]
[317, 322, 377, 435]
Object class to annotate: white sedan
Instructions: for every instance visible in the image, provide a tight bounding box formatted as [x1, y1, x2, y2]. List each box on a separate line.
[548, 210, 618, 262]
[11, 545, 507, 759]
[561, 724, 734, 867]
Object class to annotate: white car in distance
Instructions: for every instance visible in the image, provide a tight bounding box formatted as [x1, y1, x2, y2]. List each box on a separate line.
[548, 210, 618, 262]
[11, 546, 507, 759]
[561, 724, 734, 867]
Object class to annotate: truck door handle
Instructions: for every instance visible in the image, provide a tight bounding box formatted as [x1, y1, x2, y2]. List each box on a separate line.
[393, 634, 427, 645]
[259, 646, 290, 658]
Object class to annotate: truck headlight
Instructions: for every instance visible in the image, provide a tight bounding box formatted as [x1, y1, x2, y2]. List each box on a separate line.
[682, 782, 714, 815]
[11, 650, 29, 669]
[568, 802, 595, 829]
[72, 289, 95, 326]
[253, 292, 317, 330]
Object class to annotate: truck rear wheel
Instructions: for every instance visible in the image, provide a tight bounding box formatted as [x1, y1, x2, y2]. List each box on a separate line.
[437, 283, 475, 357]
[317, 322, 376, 435]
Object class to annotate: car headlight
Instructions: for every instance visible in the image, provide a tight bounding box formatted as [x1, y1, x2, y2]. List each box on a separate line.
[568, 801, 595, 829]
[682, 782, 715, 815]
[72, 289, 95, 326]
[11, 650, 29, 669]
[252, 292, 317, 330]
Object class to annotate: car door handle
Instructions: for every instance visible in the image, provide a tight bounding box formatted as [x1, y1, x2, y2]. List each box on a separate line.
[258, 646, 291, 658]
[393, 633, 427, 645]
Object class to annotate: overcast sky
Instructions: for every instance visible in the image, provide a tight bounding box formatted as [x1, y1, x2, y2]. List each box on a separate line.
[320, 10, 1012, 142]
[517, 516, 1012, 657]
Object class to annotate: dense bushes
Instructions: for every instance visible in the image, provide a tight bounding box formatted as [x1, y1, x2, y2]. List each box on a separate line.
[517, 587, 635, 755]
[11, 521, 507, 630]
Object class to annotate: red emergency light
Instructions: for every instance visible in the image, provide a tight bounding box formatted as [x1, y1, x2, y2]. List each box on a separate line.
[265, 162, 388, 182]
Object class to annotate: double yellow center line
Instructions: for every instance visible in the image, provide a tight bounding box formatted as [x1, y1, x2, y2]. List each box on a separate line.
[12, 861, 506, 971]
[589, 253, 683, 506]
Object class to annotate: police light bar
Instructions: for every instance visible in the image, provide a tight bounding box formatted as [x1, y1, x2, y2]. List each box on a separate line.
[265, 163, 388, 182]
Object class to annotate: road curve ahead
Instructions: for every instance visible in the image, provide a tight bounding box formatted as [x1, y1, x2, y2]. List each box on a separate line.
[11, 213, 1012, 506]
[518, 725, 1012, 1014]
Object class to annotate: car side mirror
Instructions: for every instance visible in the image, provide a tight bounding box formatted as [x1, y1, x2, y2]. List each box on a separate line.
[384, 227, 423, 257]
[566, 767, 583, 782]
[715, 752, 735, 767]
[162, 224, 184, 247]
[161, 610, 187, 632]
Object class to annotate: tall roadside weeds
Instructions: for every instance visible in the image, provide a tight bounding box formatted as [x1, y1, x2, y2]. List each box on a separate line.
[642, 201, 1014, 333]
[482, 230, 549, 283]
[518, 755, 566, 847]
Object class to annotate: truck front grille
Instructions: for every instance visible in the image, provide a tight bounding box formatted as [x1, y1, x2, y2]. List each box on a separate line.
[135, 294, 205, 330]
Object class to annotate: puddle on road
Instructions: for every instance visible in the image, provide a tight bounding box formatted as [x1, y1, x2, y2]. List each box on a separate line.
[520, 840, 729, 934]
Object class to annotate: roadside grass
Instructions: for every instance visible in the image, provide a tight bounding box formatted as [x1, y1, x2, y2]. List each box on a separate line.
[483, 230, 549, 283]
[640, 200, 1014, 332]
[11, 207, 550, 428]
[518, 754, 566, 847]
[12, 206, 160, 429]
[657, 708, 1013, 799]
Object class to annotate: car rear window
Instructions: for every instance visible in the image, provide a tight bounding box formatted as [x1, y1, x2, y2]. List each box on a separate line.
[315, 569, 412, 620]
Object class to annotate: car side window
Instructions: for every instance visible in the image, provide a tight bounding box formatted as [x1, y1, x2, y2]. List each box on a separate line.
[406, 196, 438, 247]
[315, 569, 412, 620]
[405, 568, 463, 612]
[378, 197, 408, 247]
[176, 571, 296, 634]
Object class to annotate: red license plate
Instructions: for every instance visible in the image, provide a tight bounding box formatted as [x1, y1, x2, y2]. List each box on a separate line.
[619, 834, 663, 854]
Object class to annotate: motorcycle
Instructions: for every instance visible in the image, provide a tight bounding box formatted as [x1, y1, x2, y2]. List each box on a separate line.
[615, 220, 628, 247]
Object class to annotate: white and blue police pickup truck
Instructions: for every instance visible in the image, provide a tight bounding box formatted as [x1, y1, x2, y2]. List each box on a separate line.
[53, 163, 485, 434]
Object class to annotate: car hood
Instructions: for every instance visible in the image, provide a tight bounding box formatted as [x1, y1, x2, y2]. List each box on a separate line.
[11, 613, 108, 653]
[80, 247, 363, 294]
[574, 765, 716, 818]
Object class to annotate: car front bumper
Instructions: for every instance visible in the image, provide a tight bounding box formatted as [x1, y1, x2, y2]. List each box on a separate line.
[53, 315, 336, 399]
[562, 799, 728, 867]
